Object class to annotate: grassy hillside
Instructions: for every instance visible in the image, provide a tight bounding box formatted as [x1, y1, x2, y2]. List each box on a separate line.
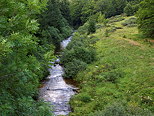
[69, 16, 154, 116]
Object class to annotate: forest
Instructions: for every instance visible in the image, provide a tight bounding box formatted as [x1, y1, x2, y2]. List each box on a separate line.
[0, 0, 154, 116]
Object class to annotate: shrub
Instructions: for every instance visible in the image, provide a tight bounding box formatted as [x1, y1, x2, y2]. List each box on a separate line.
[61, 32, 96, 78]
[97, 12, 108, 26]
[61, 46, 95, 64]
[61, 26, 72, 39]
[66, 38, 85, 50]
[78, 23, 89, 35]
[88, 19, 96, 34]
[61, 49, 75, 63]
[63, 59, 87, 78]
[73, 47, 95, 64]
[42, 26, 62, 48]
[136, 0, 154, 38]
[124, 3, 135, 16]
[78, 93, 91, 103]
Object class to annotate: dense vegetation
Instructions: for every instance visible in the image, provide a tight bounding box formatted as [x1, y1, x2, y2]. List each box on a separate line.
[69, 0, 143, 27]
[39, 0, 72, 49]
[0, 0, 71, 115]
[0, 0, 153, 115]
[61, 33, 96, 78]
[69, 15, 154, 116]
[136, 0, 154, 38]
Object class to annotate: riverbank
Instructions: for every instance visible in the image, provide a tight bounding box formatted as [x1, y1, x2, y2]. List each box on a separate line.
[69, 15, 154, 115]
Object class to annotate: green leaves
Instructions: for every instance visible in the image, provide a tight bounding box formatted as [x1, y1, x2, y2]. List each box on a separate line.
[136, 0, 154, 38]
[26, 19, 39, 33]
[39, 0, 72, 49]
[61, 33, 96, 78]
[88, 19, 96, 34]
[0, 0, 53, 115]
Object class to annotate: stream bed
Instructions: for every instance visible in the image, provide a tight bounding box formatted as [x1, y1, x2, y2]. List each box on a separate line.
[39, 36, 77, 116]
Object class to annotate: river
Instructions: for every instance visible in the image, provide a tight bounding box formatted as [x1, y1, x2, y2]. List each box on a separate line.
[39, 36, 77, 116]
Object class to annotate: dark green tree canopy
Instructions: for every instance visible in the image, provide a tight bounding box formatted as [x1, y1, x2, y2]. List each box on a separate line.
[136, 0, 154, 38]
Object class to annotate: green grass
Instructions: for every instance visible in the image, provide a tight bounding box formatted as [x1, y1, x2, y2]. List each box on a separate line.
[69, 16, 154, 116]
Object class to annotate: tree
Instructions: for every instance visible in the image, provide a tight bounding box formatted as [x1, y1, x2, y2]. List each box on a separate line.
[59, 0, 72, 25]
[95, 0, 126, 18]
[39, 0, 72, 49]
[70, 0, 84, 27]
[0, 0, 53, 115]
[136, 0, 154, 38]
[124, 3, 135, 16]
[88, 19, 96, 34]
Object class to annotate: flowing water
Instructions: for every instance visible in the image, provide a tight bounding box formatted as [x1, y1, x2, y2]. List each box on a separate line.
[39, 36, 77, 116]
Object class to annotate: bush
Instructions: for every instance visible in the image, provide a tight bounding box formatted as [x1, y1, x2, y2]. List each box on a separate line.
[62, 46, 95, 64]
[73, 47, 95, 64]
[88, 19, 96, 34]
[66, 37, 85, 50]
[61, 32, 96, 78]
[136, 0, 154, 38]
[42, 26, 62, 48]
[61, 26, 72, 39]
[78, 23, 89, 35]
[63, 59, 87, 78]
[78, 93, 91, 103]
[97, 12, 108, 26]
[124, 3, 135, 16]
[61, 49, 75, 63]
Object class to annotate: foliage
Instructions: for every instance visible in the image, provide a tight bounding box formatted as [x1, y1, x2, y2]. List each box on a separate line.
[76, 93, 92, 103]
[88, 19, 96, 34]
[96, 0, 126, 18]
[69, 15, 154, 116]
[69, 0, 84, 27]
[64, 59, 87, 78]
[0, 0, 54, 115]
[70, 0, 127, 27]
[136, 0, 154, 38]
[77, 23, 89, 35]
[124, 0, 142, 16]
[59, 0, 72, 25]
[97, 12, 108, 26]
[101, 69, 125, 83]
[61, 33, 96, 78]
[124, 3, 135, 16]
[39, 0, 72, 49]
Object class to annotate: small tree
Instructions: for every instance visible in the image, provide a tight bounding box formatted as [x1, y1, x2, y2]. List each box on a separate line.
[97, 12, 105, 23]
[88, 19, 96, 34]
[136, 0, 154, 38]
[124, 3, 135, 16]
[97, 12, 108, 26]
